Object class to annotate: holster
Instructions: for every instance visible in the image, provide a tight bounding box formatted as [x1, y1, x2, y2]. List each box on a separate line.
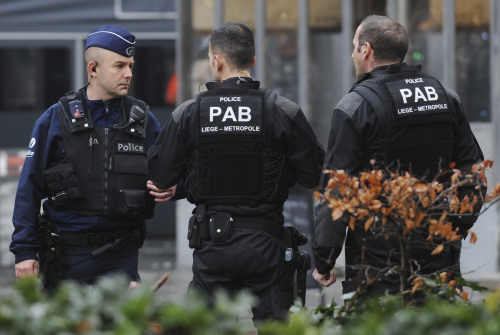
[283, 226, 311, 306]
[187, 204, 208, 249]
[35, 214, 68, 289]
[292, 250, 311, 305]
[208, 212, 233, 243]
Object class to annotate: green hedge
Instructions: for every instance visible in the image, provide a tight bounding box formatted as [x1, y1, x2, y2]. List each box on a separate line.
[2, 275, 500, 334]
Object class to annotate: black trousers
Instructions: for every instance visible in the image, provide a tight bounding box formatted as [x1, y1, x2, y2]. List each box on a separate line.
[189, 229, 293, 323]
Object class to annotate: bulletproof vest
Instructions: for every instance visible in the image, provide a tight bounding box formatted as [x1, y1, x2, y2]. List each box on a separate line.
[187, 87, 284, 205]
[43, 90, 150, 218]
[351, 65, 453, 180]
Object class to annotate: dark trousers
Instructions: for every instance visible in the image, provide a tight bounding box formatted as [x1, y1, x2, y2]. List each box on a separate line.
[44, 239, 140, 293]
[189, 230, 292, 323]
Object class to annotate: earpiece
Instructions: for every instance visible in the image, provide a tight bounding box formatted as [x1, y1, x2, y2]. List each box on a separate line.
[92, 61, 98, 72]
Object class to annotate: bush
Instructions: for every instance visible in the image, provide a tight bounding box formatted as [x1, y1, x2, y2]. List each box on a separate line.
[2, 274, 500, 334]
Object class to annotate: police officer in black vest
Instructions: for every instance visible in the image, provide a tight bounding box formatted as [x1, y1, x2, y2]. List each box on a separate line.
[10, 25, 166, 292]
[148, 22, 324, 325]
[312, 15, 485, 296]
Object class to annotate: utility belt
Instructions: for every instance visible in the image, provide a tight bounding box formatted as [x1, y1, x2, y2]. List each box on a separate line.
[187, 204, 285, 248]
[60, 227, 141, 247]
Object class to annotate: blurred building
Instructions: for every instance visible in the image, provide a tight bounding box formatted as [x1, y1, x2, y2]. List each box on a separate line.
[0, 0, 498, 286]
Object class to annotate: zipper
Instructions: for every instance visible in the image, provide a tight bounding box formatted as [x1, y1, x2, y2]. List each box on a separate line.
[89, 134, 95, 174]
[52, 191, 67, 201]
[104, 128, 109, 214]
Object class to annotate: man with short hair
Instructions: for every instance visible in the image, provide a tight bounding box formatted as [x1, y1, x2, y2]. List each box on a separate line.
[148, 22, 324, 324]
[10, 25, 167, 291]
[312, 15, 484, 297]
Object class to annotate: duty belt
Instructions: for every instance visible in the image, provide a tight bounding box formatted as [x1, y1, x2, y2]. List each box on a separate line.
[200, 215, 284, 241]
[59, 229, 139, 247]
[233, 216, 284, 240]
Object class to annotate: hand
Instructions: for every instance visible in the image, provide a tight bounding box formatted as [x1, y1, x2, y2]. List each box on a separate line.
[15, 259, 38, 280]
[147, 180, 177, 202]
[313, 268, 337, 287]
[128, 281, 142, 290]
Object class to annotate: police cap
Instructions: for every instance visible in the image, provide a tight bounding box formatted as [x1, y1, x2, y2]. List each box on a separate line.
[86, 25, 135, 57]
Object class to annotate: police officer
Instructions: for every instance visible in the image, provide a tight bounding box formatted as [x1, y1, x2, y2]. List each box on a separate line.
[148, 22, 324, 324]
[10, 25, 166, 291]
[312, 16, 484, 296]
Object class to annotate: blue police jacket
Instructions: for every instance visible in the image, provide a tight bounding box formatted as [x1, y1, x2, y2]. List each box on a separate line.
[10, 90, 161, 264]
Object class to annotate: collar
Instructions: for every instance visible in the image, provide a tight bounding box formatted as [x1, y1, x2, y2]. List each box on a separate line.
[82, 89, 122, 110]
[205, 77, 260, 91]
[355, 62, 422, 85]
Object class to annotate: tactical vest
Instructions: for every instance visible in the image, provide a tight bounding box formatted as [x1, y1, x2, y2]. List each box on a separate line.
[185, 88, 285, 205]
[43, 90, 150, 218]
[351, 65, 454, 180]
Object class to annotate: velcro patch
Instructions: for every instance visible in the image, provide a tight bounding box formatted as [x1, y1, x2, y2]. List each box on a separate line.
[383, 76, 449, 118]
[199, 95, 263, 136]
[116, 142, 145, 153]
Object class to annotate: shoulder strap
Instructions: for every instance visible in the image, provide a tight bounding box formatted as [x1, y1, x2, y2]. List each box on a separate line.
[351, 83, 387, 130]
[264, 89, 278, 114]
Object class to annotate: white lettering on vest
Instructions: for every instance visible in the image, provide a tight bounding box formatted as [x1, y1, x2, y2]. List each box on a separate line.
[118, 143, 144, 152]
[400, 86, 441, 104]
[210, 107, 222, 122]
[405, 78, 423, 84]
[222, 107, 237, 122]
[238, 107, 251, 122]
[220, 96, 241, 102]
[209, 106, 253, 122]
[201, 126, 219, 132]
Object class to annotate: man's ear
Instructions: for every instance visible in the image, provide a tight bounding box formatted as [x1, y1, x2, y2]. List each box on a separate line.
[251, 56, 256, 69]
[214, 55, 223, 71]
[87, 60, 98, 77]
[363, 42, 372, 60]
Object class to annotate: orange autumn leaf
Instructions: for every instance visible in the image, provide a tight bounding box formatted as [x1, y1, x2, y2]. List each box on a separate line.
[411, 277, 424, 294]
[429, 189, 437, 200]
[415, 212, 427, 227]
[405, 218, 415, 229]
[365, 216, 375, 231]
[469, 231, 478, 244]
[431, 244, 444, 255]
[462, 291, 469, 302]
[349, 216, 356, 231]
[439, 211, 448, 224]
[370, 199, 382, 211]
[331, 208, 344, 221]
[313, 190, 321, 201]
[381, 207, 393, 216]
[421, 196, 430, 208]
[440, 272, 450, 283]
[414, 183, 428, 193]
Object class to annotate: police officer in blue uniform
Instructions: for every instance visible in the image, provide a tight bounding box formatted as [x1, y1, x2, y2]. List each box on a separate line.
[10, 25, 165, 291]
[312, 15, 485, 297]
[148, 22, 324, 325]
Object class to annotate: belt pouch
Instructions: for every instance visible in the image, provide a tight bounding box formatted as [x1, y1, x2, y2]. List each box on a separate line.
[188, 215, 202, 249]
[209, 212, 233, 243]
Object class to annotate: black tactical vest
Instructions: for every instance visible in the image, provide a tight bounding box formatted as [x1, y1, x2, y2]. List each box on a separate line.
[186, 87, 285, 205]
[43, 90, 150, 218]
[351, 65, 454, 180]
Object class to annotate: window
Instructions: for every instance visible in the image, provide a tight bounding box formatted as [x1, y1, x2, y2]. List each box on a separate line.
[0, 48, 71, 112]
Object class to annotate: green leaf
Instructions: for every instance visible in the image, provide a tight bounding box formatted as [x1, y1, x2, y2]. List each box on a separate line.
[455, 277, 489, 292]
